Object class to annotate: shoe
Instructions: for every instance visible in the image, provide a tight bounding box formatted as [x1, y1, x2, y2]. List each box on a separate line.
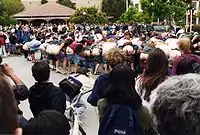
[27, 56, 32, 61]
[56, 67, 67, 74]
[49, 64, 55, 70]
[63, 69, 69, 74]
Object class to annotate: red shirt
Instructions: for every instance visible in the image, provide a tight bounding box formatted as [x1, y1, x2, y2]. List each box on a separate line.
[171, 53, 200, 75]
[0, 35, 6, 46]
[69, 42, 78, 52]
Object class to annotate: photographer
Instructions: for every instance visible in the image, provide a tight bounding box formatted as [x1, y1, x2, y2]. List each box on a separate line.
[1, 62, 29, 126]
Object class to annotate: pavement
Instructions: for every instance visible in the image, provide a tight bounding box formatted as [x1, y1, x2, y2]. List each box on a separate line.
[4, 54, 99, 135]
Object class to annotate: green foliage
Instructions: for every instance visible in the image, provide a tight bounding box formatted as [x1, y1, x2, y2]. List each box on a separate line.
[192, 25, 200, 32]
[70, 6, 107, 24]
[0, 0, 23, 26]
[41, 0, 48, 4]
[57, 0, 76, 9]
[197, 10, 200, 18]
[140, 0, 187, 23]
[101, 0, 126, 20]
[119, 6, 152, 23]
[0, 13, 16, 26]
[1, 0, 24, 16]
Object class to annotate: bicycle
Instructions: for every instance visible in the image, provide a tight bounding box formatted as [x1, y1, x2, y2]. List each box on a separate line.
[66, 88, 92, 135]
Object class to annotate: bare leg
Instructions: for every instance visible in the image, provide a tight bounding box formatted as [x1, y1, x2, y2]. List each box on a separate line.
[130, 62, 134, 70]
[31, 53, 36, 63]
[103, 64, 108, 73]
[49, 60, 55, 70]
[74, 64, 78, 73]
[94, 63, 100, 74]
[63, 57, 67, 70]
[68, 61, 72, 73]
[56, 60, 60, 69]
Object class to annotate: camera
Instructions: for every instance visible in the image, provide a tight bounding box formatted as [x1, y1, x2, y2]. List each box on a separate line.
[0, 56, 3, 73]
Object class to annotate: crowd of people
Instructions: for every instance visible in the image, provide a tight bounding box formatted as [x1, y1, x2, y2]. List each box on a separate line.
[1, 22, 200, 135]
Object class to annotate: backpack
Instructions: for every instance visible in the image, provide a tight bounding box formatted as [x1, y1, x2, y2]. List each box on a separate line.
[98, 105, 146, 135]
[182, 55, 200, 74]
[59, 76, 83, 99]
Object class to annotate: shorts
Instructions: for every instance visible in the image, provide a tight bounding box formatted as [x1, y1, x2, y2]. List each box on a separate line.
[67, 54, 80, 64]
[55, 52, 66, 60]
[29, 50, 35, 54]
[48, 54, 57, 61]
[93, 56, 107, 64]
[48, 53, 66, 61]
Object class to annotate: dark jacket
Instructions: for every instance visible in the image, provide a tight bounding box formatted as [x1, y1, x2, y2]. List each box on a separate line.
[29, 82, 66, 117]
[13, 85, 29, 115]
[98, 99, 157, 135]
[9, 34, 17, 44]
[87, 73, 110, 106]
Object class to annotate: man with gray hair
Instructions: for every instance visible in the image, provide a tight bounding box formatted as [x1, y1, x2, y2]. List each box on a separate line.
[150, 74, 200, 135]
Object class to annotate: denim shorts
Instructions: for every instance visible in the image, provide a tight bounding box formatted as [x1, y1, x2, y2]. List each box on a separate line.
[67, 54, 80, 64]
[56, 52, 66, 60]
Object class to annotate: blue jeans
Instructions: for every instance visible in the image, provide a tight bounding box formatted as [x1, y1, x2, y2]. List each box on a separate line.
[67, 54, 80, 64]
[17, 115, 27, 127]
[66, 95, 86, 115]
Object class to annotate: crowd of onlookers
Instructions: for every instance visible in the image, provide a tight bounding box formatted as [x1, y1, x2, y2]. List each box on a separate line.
[1, 22, 200, 135]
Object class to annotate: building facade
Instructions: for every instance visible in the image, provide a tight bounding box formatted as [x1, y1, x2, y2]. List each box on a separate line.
[131, 0, 142, 11]
[21, 0, 101, 10]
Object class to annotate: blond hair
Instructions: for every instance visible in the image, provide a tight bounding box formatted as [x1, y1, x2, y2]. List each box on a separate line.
[105, 47, 126, 68]
[177, 37, 192, 52]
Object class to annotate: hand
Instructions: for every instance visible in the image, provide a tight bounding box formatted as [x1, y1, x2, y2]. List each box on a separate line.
[3, 63, 15, 77]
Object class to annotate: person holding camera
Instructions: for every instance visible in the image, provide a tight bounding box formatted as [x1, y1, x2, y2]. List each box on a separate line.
[0, 62, 29, 127]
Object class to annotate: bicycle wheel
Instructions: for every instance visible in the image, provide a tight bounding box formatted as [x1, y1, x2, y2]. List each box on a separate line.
[79, 125, 87, 135]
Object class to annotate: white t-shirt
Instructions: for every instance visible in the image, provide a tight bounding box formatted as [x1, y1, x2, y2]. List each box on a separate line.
[70, 74, 95, 90]
[135, 78, 151, 110]
[165, 38, 178, 50]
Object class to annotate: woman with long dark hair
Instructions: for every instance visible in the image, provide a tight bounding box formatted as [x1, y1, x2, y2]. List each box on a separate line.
[136, 48, 168, 103]
[103, 64, 141, 107]
[98, 64, 157, 135]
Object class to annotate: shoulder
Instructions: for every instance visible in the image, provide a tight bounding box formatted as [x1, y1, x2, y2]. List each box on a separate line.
[51, 85, 65, 97]
[51, 85, 63, 92]
[173, 55, 185, 63]
[97, 73, 110, 80]
[29, 85, 36, 91]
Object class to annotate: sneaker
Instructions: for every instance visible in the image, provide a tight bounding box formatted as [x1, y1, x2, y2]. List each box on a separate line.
[63, 69, 69, 74]
[27, 56, 32, 61]
[49, 64, 55, 70]
[56, 67, 67, 74]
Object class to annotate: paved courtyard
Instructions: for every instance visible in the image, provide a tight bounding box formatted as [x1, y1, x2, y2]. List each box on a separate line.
[4, 55, 99, 135]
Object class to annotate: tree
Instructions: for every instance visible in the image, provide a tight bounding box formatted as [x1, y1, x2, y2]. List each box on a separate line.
[70, 6, 107, 24]
[101, 0, 126, 20]
[119, 6, 152, 23]
[0, 13, 16, 26]
[197, 10, 200, 18]
[41, 0, 48, 4]
[140, 0, 187, 24]
[1, 0, 24, 15]
[119, 6, 138, 23]
[57, 0, 76, 9]
[0, 0, 24, 25]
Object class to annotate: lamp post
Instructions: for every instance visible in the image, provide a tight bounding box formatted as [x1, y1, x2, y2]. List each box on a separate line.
[83, 12, 86, 33]
[151, 2, 155, 23]
[189, 8, 195, 32]
[126, 0, 129, 11]
[196, 0, 200, 24]
[186, 5, 190, 32]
